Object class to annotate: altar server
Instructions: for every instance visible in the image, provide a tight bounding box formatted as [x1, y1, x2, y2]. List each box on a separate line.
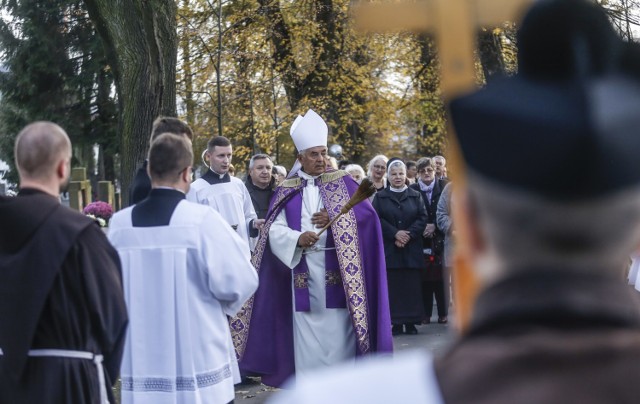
[109, 133, 258, 404]
[187, 136, 263, 246]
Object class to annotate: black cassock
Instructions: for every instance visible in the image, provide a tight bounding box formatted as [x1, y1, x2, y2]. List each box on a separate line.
[0, 189, 128, 404]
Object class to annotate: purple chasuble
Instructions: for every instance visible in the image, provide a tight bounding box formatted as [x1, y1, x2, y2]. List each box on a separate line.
[231, 171, 393, 387]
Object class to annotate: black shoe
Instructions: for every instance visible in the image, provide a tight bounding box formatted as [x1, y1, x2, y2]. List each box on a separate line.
[238, 376, 259, 385]
[405, 324, 418, 335]
[392, 324, 404, 336]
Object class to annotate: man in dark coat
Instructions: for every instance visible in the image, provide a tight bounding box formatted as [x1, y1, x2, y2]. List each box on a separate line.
[0, 122, 128, 404]
[244, 153, 276, 220]
[432, 155, 448, 186]
[128, 116, 193, 205]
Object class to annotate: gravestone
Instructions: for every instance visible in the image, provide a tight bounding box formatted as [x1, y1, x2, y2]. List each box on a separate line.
[68, 167, 92, 212]
[98, 181, 115, 207]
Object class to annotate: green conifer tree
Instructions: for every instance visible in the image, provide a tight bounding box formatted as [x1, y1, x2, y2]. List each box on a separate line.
[0, 0, 118, 187]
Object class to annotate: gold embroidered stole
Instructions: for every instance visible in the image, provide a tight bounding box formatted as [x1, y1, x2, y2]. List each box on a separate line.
[318, 172, 372, 354]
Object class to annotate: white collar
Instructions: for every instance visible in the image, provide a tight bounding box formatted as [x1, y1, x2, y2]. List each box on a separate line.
[210, 168, 227, 179]
[390, 185, 408, 193]
[298, 171, 321, 180]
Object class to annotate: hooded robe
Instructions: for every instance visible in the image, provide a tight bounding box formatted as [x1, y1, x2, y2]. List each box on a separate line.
[0, 189, 128, 404]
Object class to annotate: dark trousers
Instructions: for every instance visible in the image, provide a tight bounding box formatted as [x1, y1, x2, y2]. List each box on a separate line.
[422, 279, 448, 319]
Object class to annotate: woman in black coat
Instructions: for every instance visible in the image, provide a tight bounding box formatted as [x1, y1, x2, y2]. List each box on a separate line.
[372, 160, 428, 335]
[409, 157, 448, 324]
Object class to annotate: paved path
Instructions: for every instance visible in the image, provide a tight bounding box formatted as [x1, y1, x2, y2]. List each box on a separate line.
[234, 320, 455, 403]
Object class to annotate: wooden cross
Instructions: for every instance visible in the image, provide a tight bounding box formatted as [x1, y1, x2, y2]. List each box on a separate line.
[354, 0, 534, 330]
[354, 0, 533, 98]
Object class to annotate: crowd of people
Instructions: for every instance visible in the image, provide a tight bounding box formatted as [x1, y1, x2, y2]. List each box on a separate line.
[2, 1, 640, 403]
[192, 132, 456, 332]
[0, 103, 454, 403]
[198, 137, 455, 339]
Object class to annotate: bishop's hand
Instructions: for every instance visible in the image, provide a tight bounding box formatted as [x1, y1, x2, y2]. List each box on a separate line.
[253, 218, 266, 230]
[311, 208, 330, 228]
[298, 231, 320, 248]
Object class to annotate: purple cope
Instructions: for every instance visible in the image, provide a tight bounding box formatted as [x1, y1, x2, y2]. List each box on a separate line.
[230, 171, 393, 387]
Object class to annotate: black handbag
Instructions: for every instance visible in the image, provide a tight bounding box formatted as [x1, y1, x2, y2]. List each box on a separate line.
[422, 236, 443, 264]
[432, 232, 445, 255]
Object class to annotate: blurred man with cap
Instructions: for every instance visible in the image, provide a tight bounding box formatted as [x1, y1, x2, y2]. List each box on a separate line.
[268, 0, 640, 402]
[435, 2, 640, 401]
[233, 109, 392, 388]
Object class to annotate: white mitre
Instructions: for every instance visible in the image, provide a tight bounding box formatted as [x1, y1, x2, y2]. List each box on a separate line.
[290, 115, 303, 136]
[290, 109, 328, 152]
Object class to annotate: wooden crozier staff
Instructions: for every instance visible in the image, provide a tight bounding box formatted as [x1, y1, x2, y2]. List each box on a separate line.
[316, 178, 377, 237]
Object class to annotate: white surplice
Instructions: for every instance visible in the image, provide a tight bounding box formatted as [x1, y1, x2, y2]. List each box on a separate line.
[108, 201, 259, 404]
[629, 253, 640, 292]
[267, 350, 444, 404]
[268, 171, 356, 380]
[187, 176, 257, 247]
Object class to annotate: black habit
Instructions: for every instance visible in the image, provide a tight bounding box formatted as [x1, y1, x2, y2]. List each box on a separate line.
[0, 189, 128, 404]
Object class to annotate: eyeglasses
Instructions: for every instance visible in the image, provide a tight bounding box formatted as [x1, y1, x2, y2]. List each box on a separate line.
[419, 168, 435, 174]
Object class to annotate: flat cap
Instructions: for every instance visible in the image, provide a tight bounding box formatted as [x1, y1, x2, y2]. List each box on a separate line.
[451, 0, 640, 200]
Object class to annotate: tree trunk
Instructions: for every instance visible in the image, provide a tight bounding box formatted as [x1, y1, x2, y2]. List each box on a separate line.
[96, 62, 117, 181]
[181, 0, 196, 127]
[270, 68, 281, 162]
[215, 0, 224, 137]
[415, 34, 444, 157]
[478, 30, 506, 83]
[258, 0, 303, 111]
[83, 0, 177, 206]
